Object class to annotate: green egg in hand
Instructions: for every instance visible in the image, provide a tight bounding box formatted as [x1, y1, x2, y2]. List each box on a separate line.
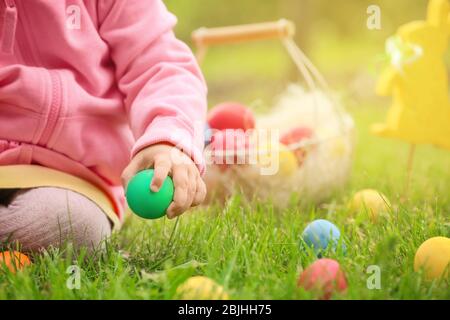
[126, 169, 174, 219]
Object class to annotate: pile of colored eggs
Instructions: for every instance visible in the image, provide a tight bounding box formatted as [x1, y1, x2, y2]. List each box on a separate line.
[206, 101, 314, 176]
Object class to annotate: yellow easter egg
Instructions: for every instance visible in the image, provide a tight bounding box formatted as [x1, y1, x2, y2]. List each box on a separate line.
[414, 237, 450, 280]
[176, 276, 229, 300]
[349, 189, 390, 221]
[257, 142, 298, 177]
[278, 145, 298, 176]
[331, 137, 347, 158]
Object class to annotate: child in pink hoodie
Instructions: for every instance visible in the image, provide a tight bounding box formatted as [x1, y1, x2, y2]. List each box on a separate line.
[0, 0, 207, 252]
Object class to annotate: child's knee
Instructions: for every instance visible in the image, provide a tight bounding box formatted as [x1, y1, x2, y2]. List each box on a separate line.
[0, 187, 112, 253]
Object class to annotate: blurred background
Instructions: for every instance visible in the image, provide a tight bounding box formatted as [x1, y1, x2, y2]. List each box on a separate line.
[164, 0, 450, 200]
[165, 0, 435, 108]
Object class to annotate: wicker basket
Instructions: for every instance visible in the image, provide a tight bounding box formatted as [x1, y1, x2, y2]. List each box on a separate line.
[192, 20, 354, 206]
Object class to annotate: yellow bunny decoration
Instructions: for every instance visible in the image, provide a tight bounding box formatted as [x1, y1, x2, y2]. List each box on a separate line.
[373, 0, 450, 150]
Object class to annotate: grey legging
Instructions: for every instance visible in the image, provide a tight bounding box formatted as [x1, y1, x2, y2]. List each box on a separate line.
[0, 187, 112, 253]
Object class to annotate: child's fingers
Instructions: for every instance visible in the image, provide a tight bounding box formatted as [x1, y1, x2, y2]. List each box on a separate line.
[166, 165, 189, 219]
[192, 176, 207, 207]
[184, 168, 197, 209]
[151, 155, 172, 192]
[121, 154, 151, 189]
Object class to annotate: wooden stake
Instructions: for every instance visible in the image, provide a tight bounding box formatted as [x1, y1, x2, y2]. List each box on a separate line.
[195, 45, 208, 65]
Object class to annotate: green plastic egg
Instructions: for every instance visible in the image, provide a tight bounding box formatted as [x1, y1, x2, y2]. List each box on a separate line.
[126, 169, 174, 219]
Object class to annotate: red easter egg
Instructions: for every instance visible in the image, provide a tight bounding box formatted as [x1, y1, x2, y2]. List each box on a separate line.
[209, 129, 252, 169]
[207, 102, 255, 131]
[297, 258, 348, 300]
[280, 126, 314, 166]
[280, 126, 313, 145]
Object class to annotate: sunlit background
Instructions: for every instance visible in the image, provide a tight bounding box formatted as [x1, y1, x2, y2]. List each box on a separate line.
[165, 0, 433, 106]
[165, 0, 449, 203]
[0, 1, 448, 300]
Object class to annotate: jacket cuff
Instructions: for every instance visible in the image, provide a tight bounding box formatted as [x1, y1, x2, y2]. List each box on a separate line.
[131, 118, 206, 175]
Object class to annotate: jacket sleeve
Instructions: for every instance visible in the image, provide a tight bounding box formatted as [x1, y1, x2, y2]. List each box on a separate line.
[97, 0, 207, 174]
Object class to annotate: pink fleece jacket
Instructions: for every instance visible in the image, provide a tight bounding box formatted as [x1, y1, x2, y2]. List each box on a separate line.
[0, 0, 207, 219]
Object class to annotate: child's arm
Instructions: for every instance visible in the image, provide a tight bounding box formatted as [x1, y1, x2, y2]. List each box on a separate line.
[98, 0, 207, 217]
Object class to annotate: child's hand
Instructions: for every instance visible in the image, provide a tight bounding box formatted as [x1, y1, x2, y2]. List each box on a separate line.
[122, 143, 207, 219]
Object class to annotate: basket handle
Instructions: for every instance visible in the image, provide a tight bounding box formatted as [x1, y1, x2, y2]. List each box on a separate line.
[192, 20, 349, 133]
[192, 19, 295, 47]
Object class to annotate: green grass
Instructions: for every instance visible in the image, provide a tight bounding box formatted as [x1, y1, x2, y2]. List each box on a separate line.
[1, 12, 449, 298]
[0, 104, 448, 300]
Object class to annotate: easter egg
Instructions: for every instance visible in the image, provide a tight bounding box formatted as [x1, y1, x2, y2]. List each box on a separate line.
[280, 126, 313, 145]
[278, 145, 298, 176]
[330, 137, 347, 158]
[126, 169, 174, 219]
[209, 129, 252, 167]
[414, 237, 450, 280]
[207, 102, 255, 131]
[298, 258, 348, 300]
[349, 189, 390, 222]
[280, 126, 314, 165]
[301, 219, 345, 256]
[0, 251, 31, 273]
[176, 276, 229, 300]
[257, 142, 298, 176]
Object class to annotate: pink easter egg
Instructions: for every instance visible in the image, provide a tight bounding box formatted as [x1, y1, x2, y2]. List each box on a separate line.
[209, 129, 252, 169]
[207, 102, 255, 131]
[297, 258, 348, 300]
